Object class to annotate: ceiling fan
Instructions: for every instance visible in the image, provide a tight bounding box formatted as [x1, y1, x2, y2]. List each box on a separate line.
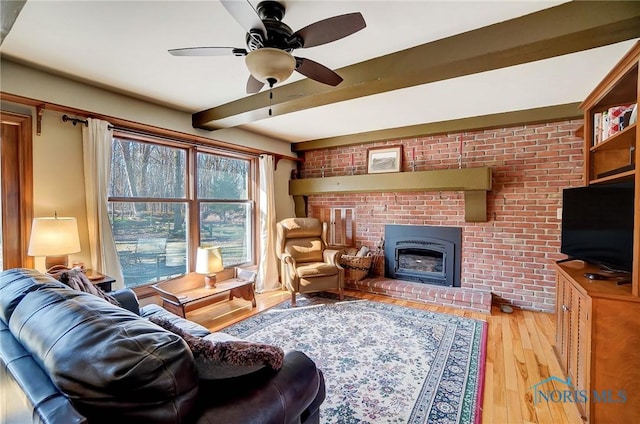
[169, 0, 366, 94]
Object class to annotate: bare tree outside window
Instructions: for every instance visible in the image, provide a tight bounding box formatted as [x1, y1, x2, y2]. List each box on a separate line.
[197, 152, 252, 267]
[108, 137, 253, 288]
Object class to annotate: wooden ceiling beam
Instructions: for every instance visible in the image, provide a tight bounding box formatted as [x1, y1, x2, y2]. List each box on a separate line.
[193, 1, 640, 131]
[293, 103, 582, 151]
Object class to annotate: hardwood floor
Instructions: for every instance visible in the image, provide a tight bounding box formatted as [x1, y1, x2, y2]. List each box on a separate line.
[156, 289, 583, 424]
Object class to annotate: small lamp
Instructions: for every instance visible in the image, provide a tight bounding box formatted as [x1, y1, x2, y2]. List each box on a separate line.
[28, 214, 81, 272]
[196, 246, 224, 289]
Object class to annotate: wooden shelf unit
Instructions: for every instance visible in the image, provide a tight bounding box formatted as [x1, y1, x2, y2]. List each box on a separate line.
[554, 41, 640, 423]
[580, 41, 640, 296]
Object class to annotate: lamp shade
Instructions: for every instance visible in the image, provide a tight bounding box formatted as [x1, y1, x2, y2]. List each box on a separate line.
[28, 216, 81, 256]
[245, 48, 296, 85]
[195, 246, 224, 274]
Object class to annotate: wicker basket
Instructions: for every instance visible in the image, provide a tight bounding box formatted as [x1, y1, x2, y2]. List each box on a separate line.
[340, 254, 373, 282]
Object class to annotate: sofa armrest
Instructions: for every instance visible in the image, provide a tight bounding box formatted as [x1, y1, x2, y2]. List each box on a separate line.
[195, 351, 325, 424]
[111, 289, 140, 315]
[140, 303, 211, 338]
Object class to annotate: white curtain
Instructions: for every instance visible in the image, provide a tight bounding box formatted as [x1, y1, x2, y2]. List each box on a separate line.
[82, 119, 124, 286]
[256, 154, 280, 293]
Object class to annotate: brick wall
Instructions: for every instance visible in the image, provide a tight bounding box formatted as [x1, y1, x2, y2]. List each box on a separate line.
[300, 120, 584, 312]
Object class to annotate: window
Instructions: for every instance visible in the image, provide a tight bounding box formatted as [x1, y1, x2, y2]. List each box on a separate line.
[108, 135, 254, 287]
[197, 152, 252, 267]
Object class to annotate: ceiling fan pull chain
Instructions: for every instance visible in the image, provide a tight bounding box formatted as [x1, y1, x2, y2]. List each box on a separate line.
[268, 78, 275, 116]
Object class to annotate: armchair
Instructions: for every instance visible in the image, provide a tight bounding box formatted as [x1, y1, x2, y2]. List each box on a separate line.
[276, 218, 344, 306]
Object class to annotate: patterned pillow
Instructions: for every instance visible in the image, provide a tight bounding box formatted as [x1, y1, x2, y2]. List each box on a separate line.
[149, 316, 284, 380]
[51, 268, 120, 306]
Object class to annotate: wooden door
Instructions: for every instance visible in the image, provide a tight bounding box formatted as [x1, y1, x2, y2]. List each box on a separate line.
[0, 111, 33, 270]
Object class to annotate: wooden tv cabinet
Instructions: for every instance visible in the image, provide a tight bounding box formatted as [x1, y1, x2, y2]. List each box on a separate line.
[554, 261, 640, 423]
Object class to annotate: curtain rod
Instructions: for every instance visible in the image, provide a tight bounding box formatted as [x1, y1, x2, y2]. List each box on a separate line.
[5, 90, 304, 164]
[59, 114, 261, 157]
[62, 114, 88, 127]
[15, 94, 299, 163]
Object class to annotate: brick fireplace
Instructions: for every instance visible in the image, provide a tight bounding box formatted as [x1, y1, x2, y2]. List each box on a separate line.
[301, 120, 585, 312]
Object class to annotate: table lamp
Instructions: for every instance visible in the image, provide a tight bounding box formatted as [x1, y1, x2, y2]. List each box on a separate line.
[28, 214, 81, 272]
[196, 246, 224, 289]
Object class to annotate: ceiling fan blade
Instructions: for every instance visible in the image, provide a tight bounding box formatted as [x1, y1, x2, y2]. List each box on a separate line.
[220, 0, 266, 35]
[293, 12, 366, 48]
[246, 74, 265, 94]
[168, 47, 247, 56]
[295, 57, 343, 86]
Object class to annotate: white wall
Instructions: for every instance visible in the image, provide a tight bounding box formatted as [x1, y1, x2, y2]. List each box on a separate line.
[274, 160, 297, 221]
[1, 59, 298, 271]
[1, 59, 295, 156]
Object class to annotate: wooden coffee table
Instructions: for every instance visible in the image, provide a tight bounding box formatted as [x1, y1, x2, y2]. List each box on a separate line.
[152, 269, 256, 318]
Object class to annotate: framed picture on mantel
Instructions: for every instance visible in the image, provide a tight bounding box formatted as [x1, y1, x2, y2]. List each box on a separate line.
[367, 146, 402, 174]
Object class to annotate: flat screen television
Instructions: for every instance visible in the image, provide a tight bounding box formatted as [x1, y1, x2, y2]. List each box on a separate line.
[561, 185, 634, 273]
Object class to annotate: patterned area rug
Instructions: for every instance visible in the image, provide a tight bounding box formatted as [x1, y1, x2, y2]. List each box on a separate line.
[224, 294, 487, 424]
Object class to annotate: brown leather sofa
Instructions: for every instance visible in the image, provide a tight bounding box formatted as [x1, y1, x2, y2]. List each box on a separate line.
[0, 268, 325, 424]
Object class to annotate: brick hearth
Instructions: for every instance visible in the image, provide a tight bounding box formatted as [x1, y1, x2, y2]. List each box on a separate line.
[346, 277, 492, 314]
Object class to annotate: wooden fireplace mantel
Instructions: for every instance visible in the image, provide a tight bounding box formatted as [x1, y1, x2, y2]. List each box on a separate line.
[289, 167, 492, 222]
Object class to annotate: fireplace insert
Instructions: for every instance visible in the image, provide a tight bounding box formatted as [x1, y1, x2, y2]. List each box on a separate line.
[385, 225, 461, 287]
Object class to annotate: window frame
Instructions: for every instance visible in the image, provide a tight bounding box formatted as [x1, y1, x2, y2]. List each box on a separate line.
[196, 149, 254, 269]
[108, 130, 257, 287]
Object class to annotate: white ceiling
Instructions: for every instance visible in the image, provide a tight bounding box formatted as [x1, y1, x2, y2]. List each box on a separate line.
[1, 1, 638, 143]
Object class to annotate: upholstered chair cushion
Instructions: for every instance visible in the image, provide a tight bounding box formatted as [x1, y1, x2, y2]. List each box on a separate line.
[296, 262, 339, 278]
[278, 217, 323, 238]
[283, 237, 324, 263]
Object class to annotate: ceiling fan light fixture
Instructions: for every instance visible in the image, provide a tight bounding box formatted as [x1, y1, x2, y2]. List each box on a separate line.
[245, 48, 296, 86]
